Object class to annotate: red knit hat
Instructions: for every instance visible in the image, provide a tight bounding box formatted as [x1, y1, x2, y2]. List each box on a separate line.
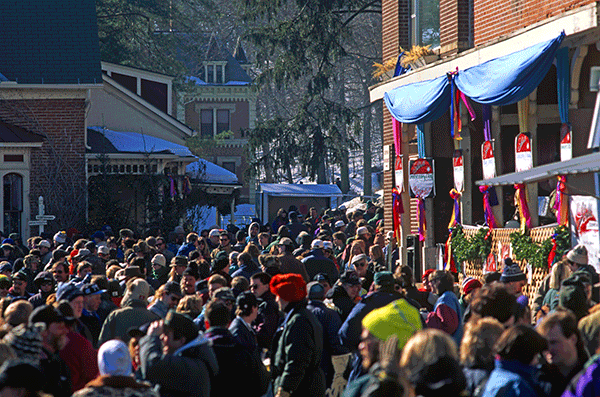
[463, 278, 482, 296]
[270, 274, 307, 303]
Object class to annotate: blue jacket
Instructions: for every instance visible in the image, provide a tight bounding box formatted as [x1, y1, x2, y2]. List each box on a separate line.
[176, 242, 196, 258]
[482, 360, 539, 397]
[231, 262, 260, 281]
[302, 249, 339, 284]
[434, 290, 464, 346]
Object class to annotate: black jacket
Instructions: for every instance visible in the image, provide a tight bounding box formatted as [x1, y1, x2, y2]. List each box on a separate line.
[302, 249, 339, 284]
[40, 347, 72, 397]
[229, 316, 259, 354]
[325, 284, 356, 322]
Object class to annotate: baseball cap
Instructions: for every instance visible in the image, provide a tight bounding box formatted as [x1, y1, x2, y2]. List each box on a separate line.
[80, 283, 107, 296]
[340, 271, 361, 286]
[311, 239, 324, 249]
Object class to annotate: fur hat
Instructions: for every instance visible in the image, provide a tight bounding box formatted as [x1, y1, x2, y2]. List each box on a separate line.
[2, 324, 44, 365]
[566, 244, 588, 266]
[270, 273, 307, 302]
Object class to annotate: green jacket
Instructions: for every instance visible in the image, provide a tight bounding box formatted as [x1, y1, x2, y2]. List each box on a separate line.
[98, 299, 160, 345]
[273, 300, 326, 397]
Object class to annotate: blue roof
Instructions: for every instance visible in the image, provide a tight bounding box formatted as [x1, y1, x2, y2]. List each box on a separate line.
[88, 127, 194, 157]
[259, 183, 342, 196]
[0, 72, 7, 82]
[187, 159, 239, 184]
[0, 0, 102, 85]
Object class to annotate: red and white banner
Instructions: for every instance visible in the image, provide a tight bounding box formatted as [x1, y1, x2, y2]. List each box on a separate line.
[395, 155, 404, 193]
[570, 195, 600, 273]
[453, 150, 464, 192]
[560, 124, 572, 162]
[482, 140, 496, 180]
[515, 133, 533, 172]
[409, 158, 435, 198]
[484, 252, 497, 273]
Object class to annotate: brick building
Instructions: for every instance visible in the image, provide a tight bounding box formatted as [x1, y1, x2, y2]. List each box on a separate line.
[0, 0, 102, 237]
[371, 0, 600, 271]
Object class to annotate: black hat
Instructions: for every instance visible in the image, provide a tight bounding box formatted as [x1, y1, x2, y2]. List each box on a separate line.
[339, 270, 361, 286]
[55, 301, 77, 324]
[164, 310, 198, 343]
[236, 291, 258, 312]
[11, 270, 27, 282]
[171, 256, 188, 267]
[34, 271, 53, 286]
[164, 281, 182, 298]
[307, 281, 325, 300]
[29, 305, 65, 326]
[374, 271, 395, 287]
[0, 360, 44, 391]
[127, 322, 151, 339]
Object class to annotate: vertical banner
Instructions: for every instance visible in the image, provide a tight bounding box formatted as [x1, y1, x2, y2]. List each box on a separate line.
[560, 124, 572, 162]
[409, 158, 435, 199]
[481, 140, 496, 180]
[570, 195, 600, 273]
[515, 133, 533, 172]
[453, 149, 464, 192]
[383, 144, 391, 171]
[484, 252, 497, 273]
[395, 155, 404, 192]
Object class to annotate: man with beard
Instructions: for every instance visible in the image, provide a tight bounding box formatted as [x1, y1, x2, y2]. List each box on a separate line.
[29, 304, 72, 397]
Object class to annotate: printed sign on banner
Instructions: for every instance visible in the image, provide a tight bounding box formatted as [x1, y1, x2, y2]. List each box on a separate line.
[560, 124, 572, 162]
[453, 150, 464, 192]
[484, 252, 497, 273]
[409, 158, 435, 198]
[481, 141, 496, 180]
[395, 155, 404, 192]
[515, 133, 533, 172]
[383, 145, 391, 171]
[570, 195, 600, 273]
[498, 241, 511, 262]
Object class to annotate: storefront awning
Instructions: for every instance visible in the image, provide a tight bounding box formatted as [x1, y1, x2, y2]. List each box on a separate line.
[475, 152, 600, 186]
[384, 33, 564, 124]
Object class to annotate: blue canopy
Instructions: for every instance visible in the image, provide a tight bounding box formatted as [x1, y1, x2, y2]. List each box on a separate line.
[384, 75, 450, 124]
[454, 32, 565, 105]
[384, 32, 565, 123]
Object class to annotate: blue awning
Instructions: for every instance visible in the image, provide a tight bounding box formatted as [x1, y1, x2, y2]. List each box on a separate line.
[384, 32, 565, 123]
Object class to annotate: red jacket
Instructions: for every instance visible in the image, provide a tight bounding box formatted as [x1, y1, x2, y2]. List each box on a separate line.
[60, 330, 99, 393]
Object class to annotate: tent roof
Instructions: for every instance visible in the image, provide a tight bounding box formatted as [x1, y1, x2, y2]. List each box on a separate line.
[475, 151, 600, 186]
[259, 183, 342, 196]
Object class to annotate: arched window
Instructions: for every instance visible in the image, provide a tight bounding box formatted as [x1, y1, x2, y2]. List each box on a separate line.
[3, 173, 23, 235]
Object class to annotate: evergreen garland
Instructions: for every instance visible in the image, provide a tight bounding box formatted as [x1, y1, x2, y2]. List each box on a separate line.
[450, 225, 492, 266]
[509, 225, 571, 268]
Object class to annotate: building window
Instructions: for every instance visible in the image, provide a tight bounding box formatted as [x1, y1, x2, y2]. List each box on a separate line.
[206, 65, 215, 83]
[216, 65, 224, 84]
[201, 109, 214, 137]
[3, 173, 22, 235]
[411, 0, 440, 47]
[4, 155, 23, 162]
[217, 109, 230, 135]
[221, 161, 236, 174]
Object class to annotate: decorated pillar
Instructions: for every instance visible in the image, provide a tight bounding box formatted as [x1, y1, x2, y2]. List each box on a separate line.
[491, 106, 504, 225]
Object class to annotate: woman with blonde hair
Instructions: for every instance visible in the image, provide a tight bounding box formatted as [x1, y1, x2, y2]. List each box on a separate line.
[460, 317, 504, 395]
[345, 240, 366, 269]
[176, 295, 203, 319]
[400, 329, 466, 397]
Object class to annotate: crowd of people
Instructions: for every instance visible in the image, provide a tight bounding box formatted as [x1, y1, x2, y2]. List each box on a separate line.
[0, 202, 596, 397]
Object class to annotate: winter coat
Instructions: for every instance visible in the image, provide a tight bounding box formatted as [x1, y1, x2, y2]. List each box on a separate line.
[579, 310, 600, 355]
[253, 291, 281, 351]
[463, 366, 492, 397]
[60, 330, 99, 393]
[28, 290, 52, 308]
[325, 284, 355, 322]
[307, 299, 346, 387]
[99, 299, 160, 345]
[81, 309, 103, 348]
[277, 253, 310, 282]
[230, 261, 260, 281]
[40, 347, 72, 397]
[140, 333, 218, 397]
[73, 375, 159, 397]
[272, 300, 326, 397]
[229, 316, 259, 354]
[302, 249, 339, 284]
[427, 290, 463, 346]
[561, 354, 600, 397]
[176, 242, 196, 258]
[148, 300, 170, 319]
[205, 327, 269, 397]
[481, 360, 539, 397]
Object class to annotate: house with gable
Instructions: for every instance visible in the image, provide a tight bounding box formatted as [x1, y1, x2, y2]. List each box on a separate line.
[178, 34, 257, 204]
[0, 0, 102, 237]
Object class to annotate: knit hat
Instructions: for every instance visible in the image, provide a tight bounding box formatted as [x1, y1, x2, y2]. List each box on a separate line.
[362, 299, 423, 349]
[307, 281, 326, 300]
[270, 273, 307, 303]
[54, 231, 68, 244]
[566, 244, 588, 265]
[98, 340, 132, 377]
[500, 259, 526, 283]
[351, 253, 368, 265]
[374, 271, 395, 287]
[462, 278, 482, 296]
[2, 324, 44, 365]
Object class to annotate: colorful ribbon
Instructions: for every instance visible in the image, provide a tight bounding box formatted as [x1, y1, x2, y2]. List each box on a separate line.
[448, 189, 461, 229]
[547, 234, 558, 268]
[417, 198, 427, 242]
[482, 104, 492, 141]
[391, 188, 404, 240]
[444, 233, 458, 273]
[393, 118, 401, 156]
[514, 184, 532, 231]
[554, 176, 568, 226]
[479, 185, 497, 229]
[183, 176, 192, 195]
[460, 91, 476, 121]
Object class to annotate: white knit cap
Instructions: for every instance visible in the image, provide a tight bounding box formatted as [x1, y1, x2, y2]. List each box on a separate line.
[98, 340, 132, 377]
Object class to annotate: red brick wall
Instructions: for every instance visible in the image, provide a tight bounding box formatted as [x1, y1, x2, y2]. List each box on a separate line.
[440, 0, 472, 55]
[0, 98, 87, 233]
[473, 0, 594, 46]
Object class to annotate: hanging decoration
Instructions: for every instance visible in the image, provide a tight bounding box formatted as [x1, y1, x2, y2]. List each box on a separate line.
[448, 189, 461, 229]
[514, 183, 532, 231]
[183, 176, 192, 195]
[515, 132, 533, 172]
[479, 185, 497, 229]
[481, 141, 496, 180]
[392, 188, 403, 240]
[444, 233, 458, 273]
[560, 124, 572, 162]
[453, 150, 464, 192]
[169, 175, 176, 198]
[393, 118, 402, 156]
[395, 155, 404, 193]
[555, 176, 568, 226]
[409, 158, 435, 242]
[484, 252, 497, 273]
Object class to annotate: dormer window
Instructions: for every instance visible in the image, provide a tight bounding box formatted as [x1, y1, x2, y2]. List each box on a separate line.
[203, 62, 226, 84]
